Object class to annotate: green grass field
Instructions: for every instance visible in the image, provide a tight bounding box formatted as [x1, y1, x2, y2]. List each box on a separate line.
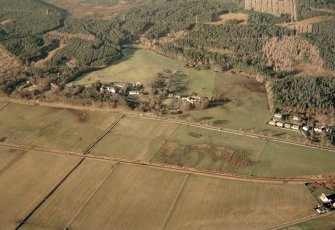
[285, 214, 335, 230]
[75, 48, 298, 137]
[18, 162, 317, 229]
[153, 125, 335, 177]
[75, 48, 216, 97]
[0, 103, 120, 151]
[90, 118, 335, 177]
[0, 148, 79, 229]
[90, 116, 179, 160]
[179, 72, 301, 138]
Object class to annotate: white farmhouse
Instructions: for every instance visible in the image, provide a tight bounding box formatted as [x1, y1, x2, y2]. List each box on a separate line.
[129, 91, 140, 95]
[284, 123, 291, 129]
[291, 125, 299, 130]
[320, 193, 331, 203]
[302, 126, 310, 132]
[276, 122, 284, 127]
[274, 113, 283, 120]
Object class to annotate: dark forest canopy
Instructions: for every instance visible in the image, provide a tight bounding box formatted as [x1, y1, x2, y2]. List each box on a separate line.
[0, 0, 334, 113]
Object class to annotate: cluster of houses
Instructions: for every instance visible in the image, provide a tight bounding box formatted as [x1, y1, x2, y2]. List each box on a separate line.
[268, 112, 334, 134]
[314, 193, 335, 214]
[99, 82, 143, 96]
[268, 113, 300, 131]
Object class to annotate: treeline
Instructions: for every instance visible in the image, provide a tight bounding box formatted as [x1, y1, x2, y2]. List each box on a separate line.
[296, 0, 335, 20]
[122, 0, 243, 39]
[0, 0, 63, 64]
[156, 13, 293, 75]
[304, 20, 335, 71]
[47, 39, 121, 67]
[271, 76, 335, 113]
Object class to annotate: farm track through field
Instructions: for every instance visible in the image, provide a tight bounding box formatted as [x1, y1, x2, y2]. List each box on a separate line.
[15, 157, 85, 229]
[82, 114, 125, 155]
[64, 162, 120, 228]
[266, 212, 334, 230]
[0, 151, 25, 176]
[161, 174, 190, 230]
[0, 102, 9, 111]
[0, 142, 333, 185]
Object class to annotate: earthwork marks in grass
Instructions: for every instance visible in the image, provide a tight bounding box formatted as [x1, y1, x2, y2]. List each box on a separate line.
[151, 125, 335, 177]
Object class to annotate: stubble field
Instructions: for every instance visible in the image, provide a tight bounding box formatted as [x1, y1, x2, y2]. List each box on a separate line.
[0, 103, 120, 152]
[0, 147, 79, 229]
[18, 161, 317, 230]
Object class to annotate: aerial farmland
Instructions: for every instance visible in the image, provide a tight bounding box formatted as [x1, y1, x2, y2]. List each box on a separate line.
[1, 0, 335, 229]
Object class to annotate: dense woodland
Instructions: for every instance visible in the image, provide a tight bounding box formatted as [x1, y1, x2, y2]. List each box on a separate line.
[0, 0, 334, 114]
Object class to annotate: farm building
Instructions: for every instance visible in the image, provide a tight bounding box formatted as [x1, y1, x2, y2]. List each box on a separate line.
[302, 126, 310, 132]
[284, 123, 291, 129]
[320, 193, 331, 203]
[274, 113, 283, 120]
[291, 125, 299, 130]
[132, 82, 143, 88]
[129, 91, 140, 95]
[115, 82, 129, 88]
[181, 96, 201, 104]
[100, 85, 116, 93]
[269, 120, 276, 126]
[276, 122, 284, 127]
[292, 115, 301, 122]
[314, 127, 323, 133]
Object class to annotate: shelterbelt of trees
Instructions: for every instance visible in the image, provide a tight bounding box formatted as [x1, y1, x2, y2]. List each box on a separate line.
[0, 0, 334, 114]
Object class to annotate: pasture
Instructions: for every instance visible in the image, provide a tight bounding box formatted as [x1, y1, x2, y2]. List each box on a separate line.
[180, 72, 301, 137]
[90, 117, 335, 177]
[77, 47, 296, 136]
[18, 162, 316, 229]
[0, 148, 79, 229]
[151, 125, 335, 177]
[90, 116, 179, 160]
[76, 48, 216, 97]
[0, 103, 120, 152]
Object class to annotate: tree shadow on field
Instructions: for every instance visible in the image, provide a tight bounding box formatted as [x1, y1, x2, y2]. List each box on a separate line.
[272, 132, 286, 137]
[209, 98, 231, 108]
